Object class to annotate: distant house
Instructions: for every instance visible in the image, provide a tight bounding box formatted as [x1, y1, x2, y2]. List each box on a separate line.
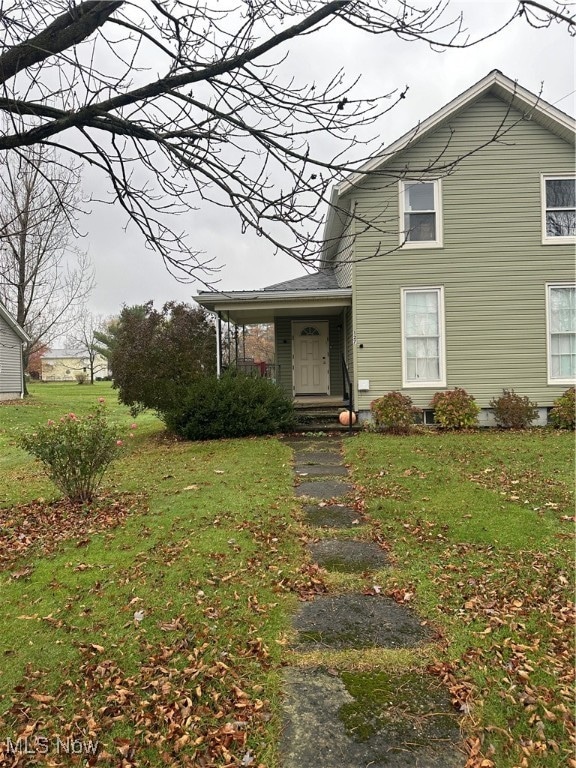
[41, 349, 110, 382]
[196, 71, 575, 424]
[0, 302, 30, 400]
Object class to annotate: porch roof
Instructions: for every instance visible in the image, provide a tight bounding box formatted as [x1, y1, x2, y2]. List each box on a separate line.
[194, 271, 351, 324]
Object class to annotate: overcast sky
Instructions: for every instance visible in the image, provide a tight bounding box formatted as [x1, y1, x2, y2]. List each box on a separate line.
[78, 1, 575, 319]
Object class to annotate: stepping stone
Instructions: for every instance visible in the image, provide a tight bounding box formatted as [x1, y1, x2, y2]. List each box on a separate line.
[303, 505, 361, 529]
[292, 450, 343, 464]
[295, 464, 349, 477]
[283, 438, 342, 453]
[308, 540, 389, 572]
[281, 667, 463, 768]
[292, 594, 430, 649]
[295, 480, 353, 500]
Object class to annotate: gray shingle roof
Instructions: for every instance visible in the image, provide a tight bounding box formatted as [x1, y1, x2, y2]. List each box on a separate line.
[263, 269, 344, 292]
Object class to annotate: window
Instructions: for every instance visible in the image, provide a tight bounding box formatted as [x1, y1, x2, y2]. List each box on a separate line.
[401, 287, 446, 387]
[400, 179, 442, 247]
[547, 284, 576, 384]
[542, 176, 576, 243]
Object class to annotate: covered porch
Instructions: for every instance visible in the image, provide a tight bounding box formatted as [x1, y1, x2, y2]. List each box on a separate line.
[194, 272, 353, 403]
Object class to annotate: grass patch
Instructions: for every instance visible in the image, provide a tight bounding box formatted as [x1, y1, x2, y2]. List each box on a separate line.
[0, 383, 303, 766]
[1, 388, 573, 767]
[344, 430, 574, 768]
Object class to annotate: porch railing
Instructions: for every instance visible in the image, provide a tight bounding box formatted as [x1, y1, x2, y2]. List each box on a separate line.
[231, 360, 278, 383]
[341, 354, 354, 433]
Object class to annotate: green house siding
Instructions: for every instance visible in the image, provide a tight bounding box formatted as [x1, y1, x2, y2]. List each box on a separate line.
[346, 94, 574, 411]
[334, 214, 354, 288]
[343, 306, 354, 388]
[274, 317, 293, 396]
[274, 315, 345, 397]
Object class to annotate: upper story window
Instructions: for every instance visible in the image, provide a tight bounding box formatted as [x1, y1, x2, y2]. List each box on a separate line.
[399, 179, 443, 248]
[542, 176, 576, 244]
[547, 284, 576, 385]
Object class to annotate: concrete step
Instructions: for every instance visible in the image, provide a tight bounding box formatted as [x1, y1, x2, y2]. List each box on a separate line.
[291, 422, 360, 433]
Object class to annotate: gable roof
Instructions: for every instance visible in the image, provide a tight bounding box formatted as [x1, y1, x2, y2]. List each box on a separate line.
[0, 301, 30, 343]
[42, 349, 90, 360]
[322, 69, 576, 265]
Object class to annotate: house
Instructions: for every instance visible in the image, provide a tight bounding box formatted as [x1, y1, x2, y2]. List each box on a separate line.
[195, 71, 575, 424]
[0, 302, 30, 400]
[41, 349, 110, 382]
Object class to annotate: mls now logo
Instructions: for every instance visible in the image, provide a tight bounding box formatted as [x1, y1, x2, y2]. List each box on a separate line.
[6, 736, 99, 755]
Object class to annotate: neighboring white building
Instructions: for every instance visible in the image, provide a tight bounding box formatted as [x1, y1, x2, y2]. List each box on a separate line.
[0, 302, 30, 400]
[41, 349, 110, 382]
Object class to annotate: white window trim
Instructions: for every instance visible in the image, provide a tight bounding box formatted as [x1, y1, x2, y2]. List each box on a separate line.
[399, 179, 443, 249]
[541, 174, 576, 245]
[401, 286, 446, 388]
[546, 282, 576, 386]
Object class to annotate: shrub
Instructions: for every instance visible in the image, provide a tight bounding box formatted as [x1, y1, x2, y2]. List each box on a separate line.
[75, 372, 87, 385]
[431, 388, 480, 429]
[489, 389, 539, 429]
[19, 402, 123, 502]
[370, 391, 420, 434]
[162, 372, 295, 440]
[549, 387, 575, 430]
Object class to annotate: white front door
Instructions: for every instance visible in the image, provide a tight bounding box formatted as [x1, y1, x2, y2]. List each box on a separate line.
[292, 321, 330, 395]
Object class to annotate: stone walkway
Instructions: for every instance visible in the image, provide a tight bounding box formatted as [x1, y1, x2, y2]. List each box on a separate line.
[280, 434, 464, 768]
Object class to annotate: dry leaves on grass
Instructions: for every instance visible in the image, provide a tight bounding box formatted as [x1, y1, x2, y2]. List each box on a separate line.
[468, 467, 574, 514]
[0, 494, 147, 572]
[0, 621, 271, 767]
[429, 543, 575, 767]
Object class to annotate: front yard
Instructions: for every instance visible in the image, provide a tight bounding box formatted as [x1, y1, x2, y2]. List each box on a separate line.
[344, 431, 574, 768]
[0, 383, 573, 766]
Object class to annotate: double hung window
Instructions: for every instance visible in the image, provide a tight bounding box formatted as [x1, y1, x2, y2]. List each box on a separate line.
[547, 284, 576, 384]
[542, 176, 576, 243]
[402, 287, 446, 387]
[400, 180, 442, 247]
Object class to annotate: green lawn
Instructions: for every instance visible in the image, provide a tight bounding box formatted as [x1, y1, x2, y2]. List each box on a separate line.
[0, 383, 302, 766]
[343, 431, 574, 768]
[0, 384, 573, 767]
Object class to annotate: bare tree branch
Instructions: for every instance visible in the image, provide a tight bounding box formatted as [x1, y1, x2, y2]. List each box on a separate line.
[0, 144, 94, 390]
[0, 1, 571, 280]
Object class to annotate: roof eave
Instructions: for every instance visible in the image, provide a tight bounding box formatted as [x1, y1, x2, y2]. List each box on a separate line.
[322, 70, 576, 264]
[337, 70, 575, 197]
[195, 287, 352, 308]
[0, 304, 30, 343]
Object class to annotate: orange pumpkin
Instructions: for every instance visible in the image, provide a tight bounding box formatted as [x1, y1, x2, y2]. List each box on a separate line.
[339, 410, 357, 426]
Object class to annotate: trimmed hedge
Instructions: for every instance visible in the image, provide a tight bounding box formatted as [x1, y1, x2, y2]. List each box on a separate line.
[430, 388, 479, 429]
[489, 389, 539, 429]
[370, 391, 420, 434]
[162, 373, 295, 440]
[549, 387, 575, 430]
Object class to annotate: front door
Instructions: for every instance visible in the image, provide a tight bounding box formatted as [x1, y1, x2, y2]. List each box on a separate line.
[292, 321, 330, 395]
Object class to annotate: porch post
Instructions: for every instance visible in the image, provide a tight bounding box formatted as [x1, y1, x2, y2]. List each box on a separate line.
[227, 318, 231, 366]
[216, 312, 222, 379]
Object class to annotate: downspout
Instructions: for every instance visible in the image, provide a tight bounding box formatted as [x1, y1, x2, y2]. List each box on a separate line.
[216, 312, 222, 379]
